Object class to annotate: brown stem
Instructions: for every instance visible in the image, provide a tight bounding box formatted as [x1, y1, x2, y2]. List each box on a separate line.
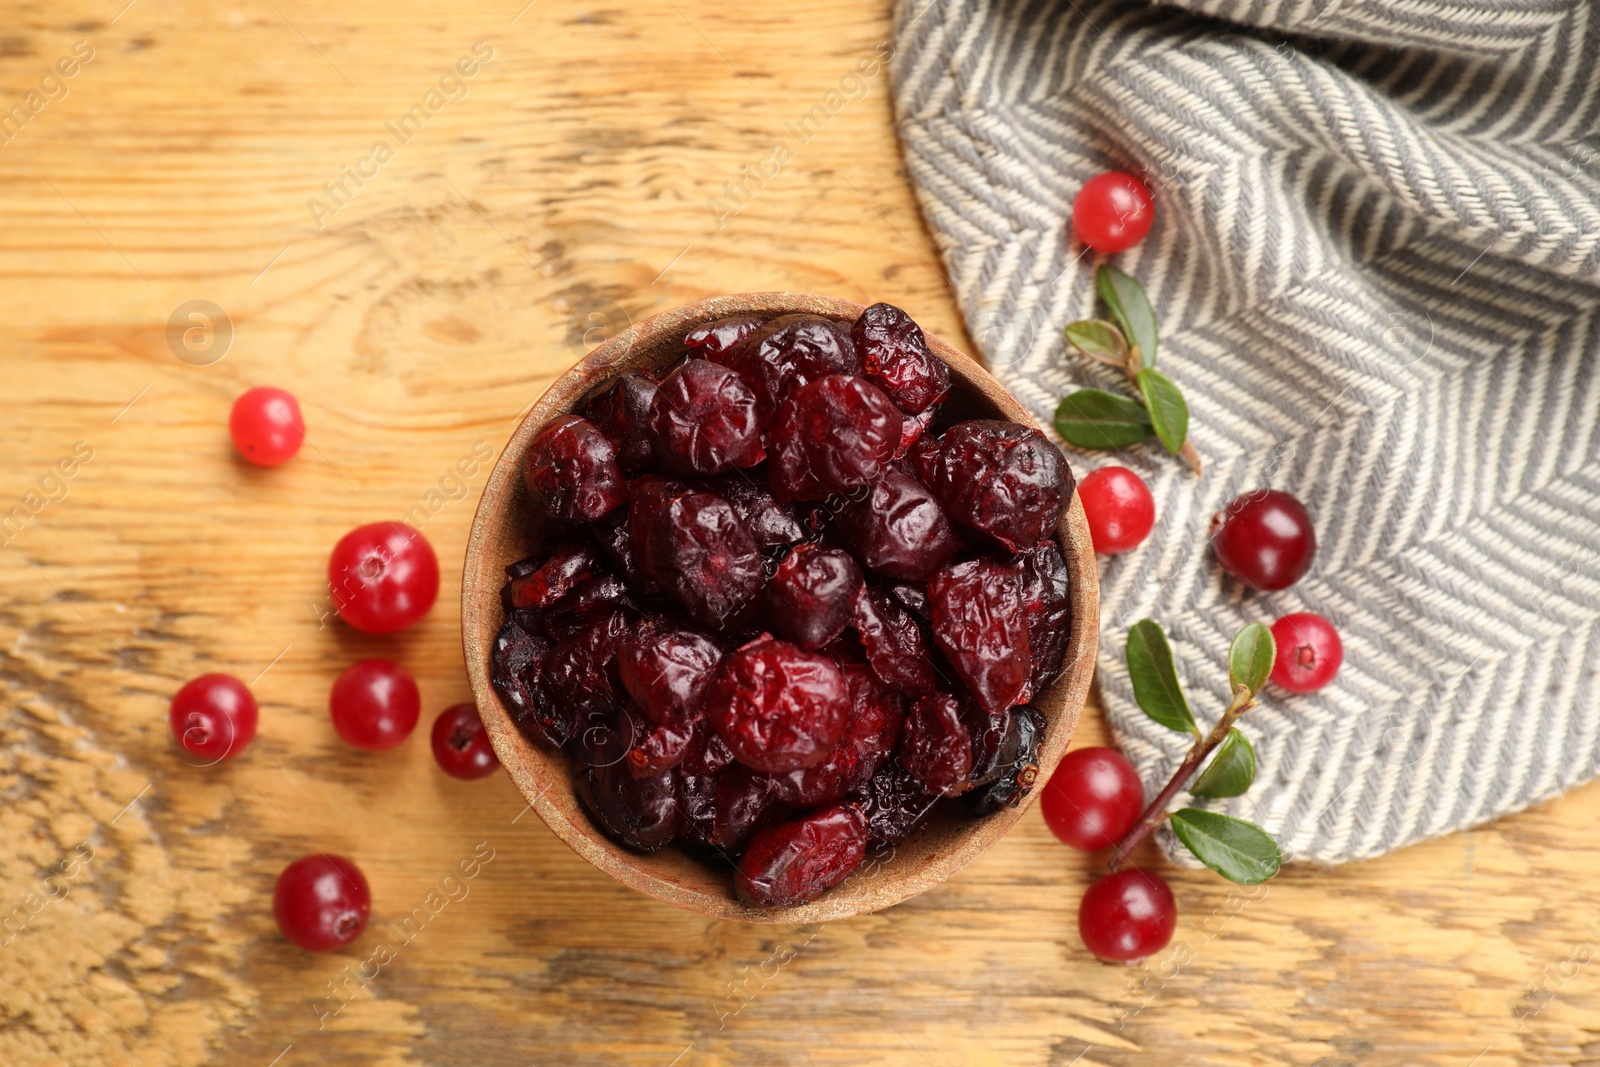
[1107, 686, 1253, 870]
[1179, 439, 1203, 477]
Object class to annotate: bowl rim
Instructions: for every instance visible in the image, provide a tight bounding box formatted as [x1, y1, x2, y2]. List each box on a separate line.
[462, 292, 1100, 923]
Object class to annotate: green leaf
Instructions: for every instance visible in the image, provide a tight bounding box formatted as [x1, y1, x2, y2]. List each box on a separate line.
[1135, 368, 1188, 456]
[1190, 729, 1257, 799]
[1064, 319, 1129, 365]
[1228, 622, 1276, 697]
[1124, 619, 1196, 735]
[1054, 389, 1155, 450]
[1097, 265, 1159, 368]
[1169, 809, 1281, 885]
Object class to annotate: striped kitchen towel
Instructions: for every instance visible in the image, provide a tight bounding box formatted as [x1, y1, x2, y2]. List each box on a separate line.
[892, 0, 1600, 863]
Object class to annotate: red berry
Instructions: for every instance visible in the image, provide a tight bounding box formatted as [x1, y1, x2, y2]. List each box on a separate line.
[768, 663, 902, 806]
[328, 522, 439, 633]
[273, 854, 371, 952]
[898, 692, 972, 797]
[523, 414, 627, 524]
[852, 587, 938, 697]
[629, 478, 764, 629]
[764, 544, 864, 652]
[1072, 172, 1155, 253]
[1078, 868, 1177, 962]
[851, 302, 951, 415]
[430, 702, 501, 779]
[1041, 747, 1144, 850]
[706, 634, 850, 774]
[330, 659, 421, 751]
[718, 313, 861, 419]
[768, 375, 903, 501]
[735, 804, 868, 908]
[834, 468, 962, 582]
[229, 387, 305, 467]
[648, 358, 765, 474]
[1212, 490, 1316, 591]
[930, 420, 1071, 554]
[1270, 612, 1343, 693]
[928, 558, 1032, 715]
[1078, 466, 1155, 554]
[583, 373, 658, 472]
[169, 673, 258, 763]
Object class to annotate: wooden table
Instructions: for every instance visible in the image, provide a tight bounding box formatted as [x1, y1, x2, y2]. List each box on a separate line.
[2, 2, 1594, 1063]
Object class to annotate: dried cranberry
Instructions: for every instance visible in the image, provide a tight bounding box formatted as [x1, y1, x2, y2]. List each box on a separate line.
[712, 763, 788, 851]
[584, 373, 657, 472]
[768, 664, 902, 806]
[541, 609, 627, 722]
[851, 302, 950, 414]
[899, 693, 972, 797]
[509, 542, 599, 609]
[961, 701, 1014, 788]
[931, 420, 1071, 552]
[569, 702, 639, 769]
[524, 415, 627, 524]
[1018, 540, 1071, 694]
[887, 581, 929, 622]
[685, 315, 763, 355]
[764, 544, 864, 652]
[908, 432, 942, 486]
[648, 358, 765, 474]
[834, 468, 961, 581]
[706, 634, 850, 774]
[682, 723, 736, 776]
[929, 559, 1032, 715]
[964, 706, 1044, 815]
[893, 407, 937, 458]
[851, 587, 938, 696]
[735, 804, 868, 908]
[576, 761, 679, 853]
[490, 618, 561, 745]
[851, 762, 938, 847]
[709, 471, 806, 547]
[630, 479, 765, 629]
[720, 313, 861, 418]
[542, 574, 638, 641]
[591, 511, 658, 595]
[675, 768, 720, 849]
[626, 709, 696, 777]
[769, 375, 903, 501]
[616, 617, 723, 723]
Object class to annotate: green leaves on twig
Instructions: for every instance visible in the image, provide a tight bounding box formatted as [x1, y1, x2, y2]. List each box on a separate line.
[1169, 809, 1280, 885]
[1055, 265, 1200, 474]
[1117, 618, 1280, 884]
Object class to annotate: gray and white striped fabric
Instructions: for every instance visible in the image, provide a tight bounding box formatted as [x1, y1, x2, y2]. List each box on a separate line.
[892, 0, 1600, 864]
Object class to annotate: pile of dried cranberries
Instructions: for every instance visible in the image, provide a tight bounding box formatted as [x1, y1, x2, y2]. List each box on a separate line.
[490, 304, 1077, 907]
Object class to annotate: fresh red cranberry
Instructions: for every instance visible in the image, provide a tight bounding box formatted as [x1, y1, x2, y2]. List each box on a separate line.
[630, 479, 764, 629]
[329, 659, 421, 751]
[851, 302, 950, 414]
[169, 673, 258, 763]
[931, 420, 1071, 553]
[735, 804, 868, 908]
[851, 587, 938, 696]
[648, 358, 765, 474]
[584, 373, 657, 472]
[229, 387, 305, 467]
[834, 468, 962, 581]
[1072, 172, 1155, 253]
[1041, 747, 1145, 850]
[718, 313, 861, 418]
[1079, 869, 1177, 962]
[1270, 612, 1343, 693]
[328, 522, 439, 634]
[1018, 540, 1071, 694]
[430, 702, 500, 779]
[1212, 490, 1316, 591]
[524, 414, 627, 523]
[706, 634, 849, 774]
[768, 664, 902, 806]
[1078, 466, 1155, 554]
[929, 558, 1032, 715]
[769, 375, 903, 501]
[764, 544, 864, 652]
[273, 854, 371, 952]
[899, 693, 972, 797]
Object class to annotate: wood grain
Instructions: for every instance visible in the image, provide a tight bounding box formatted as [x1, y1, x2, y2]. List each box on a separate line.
[1, 2, 1597, 1064]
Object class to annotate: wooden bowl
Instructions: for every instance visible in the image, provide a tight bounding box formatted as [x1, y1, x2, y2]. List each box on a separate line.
[462, 293, 1100, 923]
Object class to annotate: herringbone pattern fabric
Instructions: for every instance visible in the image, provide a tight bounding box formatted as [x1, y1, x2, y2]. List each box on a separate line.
[892, 0, 1600, 863]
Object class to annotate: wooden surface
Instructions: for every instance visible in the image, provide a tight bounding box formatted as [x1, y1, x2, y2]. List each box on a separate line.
[1, 2, 1597, 1064]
